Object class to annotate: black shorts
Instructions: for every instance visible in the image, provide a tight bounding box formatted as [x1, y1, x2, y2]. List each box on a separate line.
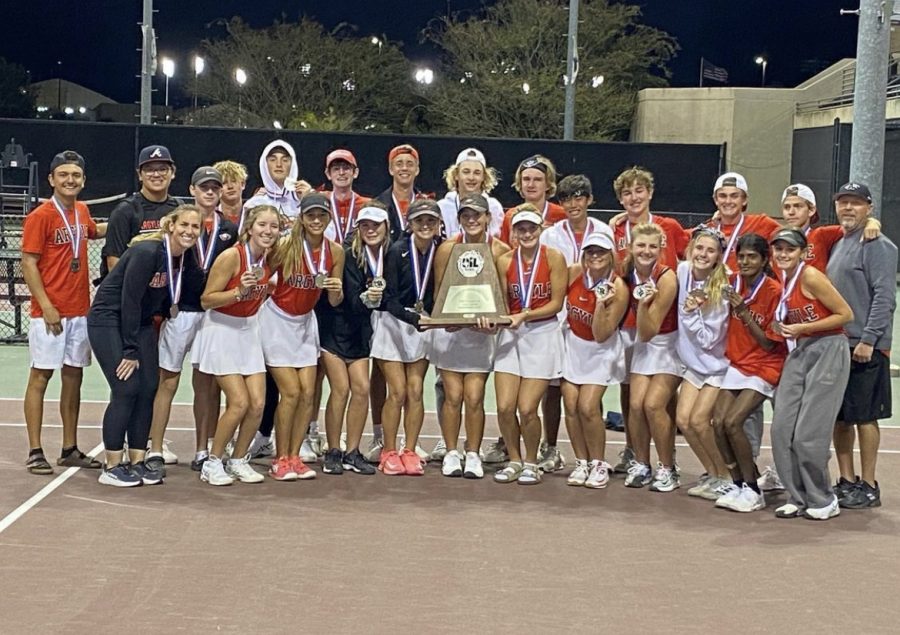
[837, 350, 892, 424]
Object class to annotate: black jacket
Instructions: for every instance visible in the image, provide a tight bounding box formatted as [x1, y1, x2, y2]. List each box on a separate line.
[375, 187, 424, 243]
[179, 213, 238, 312]
[382, 235, 440, 329]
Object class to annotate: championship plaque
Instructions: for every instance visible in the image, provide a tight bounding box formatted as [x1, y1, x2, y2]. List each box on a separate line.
[419, 243, 511, 328]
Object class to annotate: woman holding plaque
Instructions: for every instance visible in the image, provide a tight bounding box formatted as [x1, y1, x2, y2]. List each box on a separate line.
[560, 232, 628, 489]
[259, 193, 344, 480]
[316, 202, 391, 477]
[432, 193, 511, 479]
[674, 226, 733, 501]
[491, 205, 567, 485]
[193, 205, 282, 486]
[622, 224, 680, 492]
[769, 228, 851, 520]
[372, 199, 442, 476]
[88, 205, 202, 486]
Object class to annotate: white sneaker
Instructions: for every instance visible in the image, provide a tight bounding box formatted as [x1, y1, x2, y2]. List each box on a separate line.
[703, 478, 737, 502]
[538, 443, 565, 473]
[687, 474, 713, 497]
[758, 465, 785, 492]
[649, 463, 680, 492]
[161, 439, 178, 465]
[463, 451, 483, 479]
[803, 495, 840, 520]
[363, 437, 384, 463]
[441, 450, 463, 477]
[299, 437, 318, 463]
[613, 447, 635, 474]
[430, 438, 448, 462]
[249, 434, 275, 459]
[567, 459, 590, 486]
[226, 454, 265, 483]
[715, 483, 744, 509]
[585, 460, 612, 489]
[200, 455, 234, 486]
[482, 439, 509, 464]
[729, 484, 766, 513]
[624, 460, 652, 488]
[414, 444, 429, 461]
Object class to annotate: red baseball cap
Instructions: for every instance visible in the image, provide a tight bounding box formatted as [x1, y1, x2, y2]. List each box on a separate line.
[388, 144, 419, 164]
[325, 149, 358, 169]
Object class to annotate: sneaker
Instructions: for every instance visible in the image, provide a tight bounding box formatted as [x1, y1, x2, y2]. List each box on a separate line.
[758, 466, 785, 492]
[299, 437, 318, 463]
[269, 456, 298, 481]
[201, 455, 234, 486]
[290, 456, 317, 480]
[585, 460, 612, 489]
[400, 448, 424, 476]
[161, 439, 178, 465]
[729, 484, 766, 513]
[323, 448, 344, 475]
[538, 444, 565, 473]
[493, 461, 523, 483]
[98, 463, 143, 487]
[249, 434, 275, 459]
[190, 452, 208, 472]
[463, 451, 484, 479]
[411, 444, 430, 462]
[133, 460, 164, 485]
[803, 495, 840, 520]
[518, 463, 542, 485]
[483, 439, 509, 464]
[775, 502, 802, 518]
[226, 454, 265, 483]
[687, 473, 712, 497]
[714, 483, 744, 510]
[624, 461, 652, 488]
[649, 464, 680, 492]
[364, 437, 384, 463]
[342, 449, 376, 475]
[702, 478, 737, 502]
[840, 480, 881, 509]
[567, 459, 590, 486]
[144, 453, 167, 479]
[605, 411, 625, 432]
[834, 476, 860, 503]
[307, 432, 326, 457]
[441, 450, 463, 477]
[613, 447, 635, 474]
[430, 439, 448, 462]
[379, 450, 406, 476]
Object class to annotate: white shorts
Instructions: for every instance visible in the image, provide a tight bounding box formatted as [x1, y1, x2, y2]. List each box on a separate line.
[193, 310, 265, 376]
[562, 328, 626, 387]
[28, 316, 91, 370]
[158, 310, 205, 372]
[430, 328, 495, 373]
[494, 319, 563, 381]
[257, 299, 320, 368]
[631, 331, 681, 377]
[720, 364, 776, 399]
[620, 327, 636, 385]
[370, 311, 429, 363]
[682, 366, 725, 390]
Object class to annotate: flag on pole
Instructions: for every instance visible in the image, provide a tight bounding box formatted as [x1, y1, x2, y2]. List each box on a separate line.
[700, 57, 728, 84]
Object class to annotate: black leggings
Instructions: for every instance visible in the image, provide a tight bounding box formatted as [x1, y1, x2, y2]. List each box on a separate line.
[258, 370, 279, 437]
[88, 324, 159, 452]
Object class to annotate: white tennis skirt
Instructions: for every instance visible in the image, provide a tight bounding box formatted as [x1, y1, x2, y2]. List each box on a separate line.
[370, 311, 429, 363]
[193, 310, 265, 376]
[682, 366, 725, 390]
[257, 299, 320, 368]
[430, 328, 495, 373]
[494, 318, 563, 380]
[631, 331, 681, 377]
[562, 328, 626, 387]
[158, 310, 205, 373]
[720, 364, 775, 399]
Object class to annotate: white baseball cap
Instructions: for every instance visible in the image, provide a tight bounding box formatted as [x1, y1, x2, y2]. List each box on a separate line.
[713, 172, 749, 195]
[581, 232, 614, 251]
[355, 206, 389, 225]
[781, 183, 816, 207]
[511, 209, 543, 227]
[455, 147, 486, 167]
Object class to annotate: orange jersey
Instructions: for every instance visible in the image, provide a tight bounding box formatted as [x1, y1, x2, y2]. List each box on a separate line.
[781, 267, 844, 339]
[622, 263, 677, 334]
[802, 225, 843, 272]
[271, 242, 333, 316]
[325, 190, 370, 242]
[506, 245, 553, 313]
[217, 244, 271, 317]
[22, 200, 98, 319]
[500, 202, 566, 246]
[725, 274, 786, 386]
[713, 213, 781, 272]
[613, 214, 689, 269]
[566, 273, 617, 341]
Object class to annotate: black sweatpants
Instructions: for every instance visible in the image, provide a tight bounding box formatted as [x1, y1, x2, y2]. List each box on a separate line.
[88, 324, 159, 452]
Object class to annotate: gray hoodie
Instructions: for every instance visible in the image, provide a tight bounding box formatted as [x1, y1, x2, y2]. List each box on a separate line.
[243, 139, 301, 218]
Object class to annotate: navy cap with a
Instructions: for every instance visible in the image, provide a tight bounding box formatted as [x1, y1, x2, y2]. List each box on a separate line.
[191, 166, 223, 187]
[138, 145, 175, 169]
[833, 181, 872, 203]
[299, 192, 332, 215]
[407, 198, 442, 221]
[49, 150, 85, 174]
[770, 227, 808, 249]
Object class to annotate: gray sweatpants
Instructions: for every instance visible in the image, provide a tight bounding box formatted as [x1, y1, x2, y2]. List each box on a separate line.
[742, 403, 764, 458]
[771, 334, 850, 509]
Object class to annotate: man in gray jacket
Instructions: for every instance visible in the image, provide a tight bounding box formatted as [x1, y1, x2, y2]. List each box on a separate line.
[826, 182, 898, 509]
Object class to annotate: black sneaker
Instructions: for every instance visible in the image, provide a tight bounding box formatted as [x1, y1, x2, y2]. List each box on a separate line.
[833, 476, 859, 503]
[840, 480, 881, 509]
[190, 454, 208, 472]
[342, 448, 376, 475]
[323, 448, 344, 475]
[134, 460, 164, 485]
[144, 454, 168, 479]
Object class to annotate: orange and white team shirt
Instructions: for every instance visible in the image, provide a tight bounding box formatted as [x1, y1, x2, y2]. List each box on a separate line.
[622, 262, 677, 334]
[500, 202, 566, 247]
[324, 190, 370, 243]
[217, 244, 272, 318]
[21, 199, 98, 319]
[712, 212, 781, 272]
[566, 272, 618, 341]
[506, 245, 553, 315]
[724, 273, 786, 386]
[270, 241, 333, 316]
[612, 214, 689, 270]
[778, 264, 844, 341]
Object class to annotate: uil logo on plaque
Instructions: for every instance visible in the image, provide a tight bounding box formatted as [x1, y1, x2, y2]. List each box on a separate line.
[419, 242, 511, 328]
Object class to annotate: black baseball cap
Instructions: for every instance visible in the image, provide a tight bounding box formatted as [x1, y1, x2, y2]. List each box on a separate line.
[191, 166, 223, 187]
[833, 181, 872, 203]
[458, 193, 489, 214]
[138, 145, 175, 168]
[299, 192, 332, 215]
[770, 227, 808, 249]
[49, 150, 85, 174]
[407, 198, 441, 221]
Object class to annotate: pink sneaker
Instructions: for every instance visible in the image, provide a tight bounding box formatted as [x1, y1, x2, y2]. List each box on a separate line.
[269, 456, 298, 481]
[290, 456, 316, 480]
[378, 450, 406, 475]
[400, 448, 424, 476]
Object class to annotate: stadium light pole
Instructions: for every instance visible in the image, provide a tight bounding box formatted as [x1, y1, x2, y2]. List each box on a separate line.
[235, 67, 248, 127]
[161, 57, 175, 121]
[193, 55, 205, 112]
[755, 56, 767, 87]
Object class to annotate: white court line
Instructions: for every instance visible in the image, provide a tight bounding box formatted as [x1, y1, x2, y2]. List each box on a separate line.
[0, 441, 104, 535]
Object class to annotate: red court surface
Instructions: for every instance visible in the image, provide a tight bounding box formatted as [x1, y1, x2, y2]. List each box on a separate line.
[2, 400, 900, 633]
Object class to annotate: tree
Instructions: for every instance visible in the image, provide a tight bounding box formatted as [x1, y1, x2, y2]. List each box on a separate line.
[0, 57, 35, 118]
[424, 0, 677, 140]
[192, 18, 420, 132]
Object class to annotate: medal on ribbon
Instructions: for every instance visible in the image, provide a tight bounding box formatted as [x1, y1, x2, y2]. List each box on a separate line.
[51, 196, 83, 273]
[330, 191, 356, 243]
[303, 238, 328, 288]
[164, 235, 184, 318]
[195, 213, 221, 272]
[365, 245, 386, 290]
[244, 242, 265, 280]
[516, 246, 543, 310]
[409, 235, 435, 313]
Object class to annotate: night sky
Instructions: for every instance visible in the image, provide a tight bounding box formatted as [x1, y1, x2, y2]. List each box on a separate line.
[2, 0, 859, 105]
